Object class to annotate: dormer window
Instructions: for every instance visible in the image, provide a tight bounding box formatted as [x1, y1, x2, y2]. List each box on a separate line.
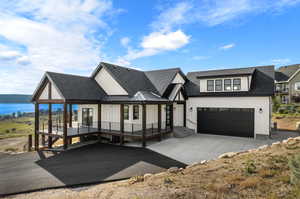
[207, 80, 214, 91]
[215, 79, 223, 91]
[224, 79, 232, 91]
[233, 78, 241, 91]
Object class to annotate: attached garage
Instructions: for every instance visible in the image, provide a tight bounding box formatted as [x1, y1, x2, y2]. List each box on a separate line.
[197, 107, 254, 138]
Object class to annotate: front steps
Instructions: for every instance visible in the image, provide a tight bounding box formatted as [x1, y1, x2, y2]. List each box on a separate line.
[173, 127, 195, 138]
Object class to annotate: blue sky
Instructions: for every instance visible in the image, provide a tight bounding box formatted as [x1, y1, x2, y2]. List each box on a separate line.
[0, 0, 300, 94]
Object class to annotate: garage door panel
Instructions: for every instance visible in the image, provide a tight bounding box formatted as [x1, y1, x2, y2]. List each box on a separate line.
[197, 108, 254, 137]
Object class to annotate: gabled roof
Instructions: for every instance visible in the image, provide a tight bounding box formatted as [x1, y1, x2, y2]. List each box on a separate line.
[32, 72, 106, 102]
[144, 68, 183, 96]
[92, 62, 160, 96]
[185, 65, 274, 97]
[195, 67, 255, 79]
[275, 64, 300, 82]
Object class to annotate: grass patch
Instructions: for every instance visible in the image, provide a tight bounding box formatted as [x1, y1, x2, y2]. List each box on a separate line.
[0, 117, 34, 139]
[239, 176, 262, 189]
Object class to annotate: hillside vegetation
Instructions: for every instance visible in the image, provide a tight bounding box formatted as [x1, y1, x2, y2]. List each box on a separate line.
[0, 94, 31, 103]
[7, 136, 300, 199]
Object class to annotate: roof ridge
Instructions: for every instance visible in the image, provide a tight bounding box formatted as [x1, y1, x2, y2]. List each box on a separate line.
[145, 67, 180, 72]
[187, 65, 274, 74]
[101, 62, 142, 72]
[46, 71, 90, 78]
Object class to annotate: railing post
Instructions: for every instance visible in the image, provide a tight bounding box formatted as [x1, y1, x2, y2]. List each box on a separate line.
[131, 123, 134, 134]
[77, 122, 79, 134]
[152, 123, 154, 135]
[88, 123, 90, 133]
[109, 122, 111, 132]
[28, 135, 32, 152]
[42, 122, 45, 133]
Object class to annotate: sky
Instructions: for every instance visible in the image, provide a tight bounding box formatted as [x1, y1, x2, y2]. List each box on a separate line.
[0, 0, 300, 94]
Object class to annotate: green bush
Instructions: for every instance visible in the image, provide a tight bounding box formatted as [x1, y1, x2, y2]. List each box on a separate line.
[245, 160, 257, 175]
[289, 154, 300, 185]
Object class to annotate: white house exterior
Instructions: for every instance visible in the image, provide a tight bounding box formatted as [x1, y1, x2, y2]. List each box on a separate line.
[32, 62, 274, 150]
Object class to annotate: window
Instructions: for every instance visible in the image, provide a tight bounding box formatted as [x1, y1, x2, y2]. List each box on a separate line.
[82, 108, 93, 126]
[215, 79, 222, 91]
[124, 105, 129, 120]
[233, 78, 241, 91]
[224, 79, 232, 91]
[295, 82, 300, 91]
[207, 80, 214, 91]
[133, 105, 139, 120]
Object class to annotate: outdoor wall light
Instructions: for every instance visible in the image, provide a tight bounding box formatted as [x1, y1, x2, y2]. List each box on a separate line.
[259, 108, 263, 113]
[189, 107, 193, 112]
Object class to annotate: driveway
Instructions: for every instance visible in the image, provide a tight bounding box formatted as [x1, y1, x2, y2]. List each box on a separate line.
[0, 143, 185, 196]
[148, 131, 300, 164]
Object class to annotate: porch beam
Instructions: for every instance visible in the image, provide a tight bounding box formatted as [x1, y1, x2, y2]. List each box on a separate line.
[120, 104, 124, 145]
[37, 99, 65, 104]
[34, 103, 39, 151]
[142, 104, 146, 147]
[158, 104, 162, 141]
[69, 104, 72, 127]
[63, 103, 68, 150]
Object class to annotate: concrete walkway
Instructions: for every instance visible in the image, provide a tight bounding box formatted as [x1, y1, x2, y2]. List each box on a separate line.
[0, 143, 185, 196]
[147, 131, 300, 164]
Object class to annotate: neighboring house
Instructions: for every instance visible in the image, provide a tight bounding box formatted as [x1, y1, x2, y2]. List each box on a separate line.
[275, 64, 300, 104]
[31, 62, 274, 150]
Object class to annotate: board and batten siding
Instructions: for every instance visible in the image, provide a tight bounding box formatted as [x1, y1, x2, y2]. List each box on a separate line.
[199, 76, 251, 92]
[78, 104, 166, 131]
[94, 67, 128, 95]
[39, 82, 63, 100]
[186, 96, 271, 136]
[172, 73, 185, 84]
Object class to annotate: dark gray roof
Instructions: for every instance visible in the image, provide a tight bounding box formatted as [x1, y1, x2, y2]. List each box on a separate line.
[145, 68, 181, 96]
[195, 67, 255, 78]
[103, 91, 169, 102]
[93, 62, 160, 96]
[185, 65, 274, 97]
[46, 72, 106, 101]
[275, 64, 300, 82]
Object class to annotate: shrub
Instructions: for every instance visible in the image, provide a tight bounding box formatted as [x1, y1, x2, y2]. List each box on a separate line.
[245, 160, 257, 175]
[239, 176, 261, 189]
[289, 154, 300, 186]
[5, 129, 10, 134]
[164, 177, 174, 185]
[259, 168, 277, 178]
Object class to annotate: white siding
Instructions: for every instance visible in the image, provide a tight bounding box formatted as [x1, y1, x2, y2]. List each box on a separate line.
[199, 76, 250, 92]
[173, 103, 184, 126]
[51, 84, 63, 99]
[186, 96, 270, 136]
[172, 73, 185, 84]
[39, 83, 49, 99]
[94, 67, 128, 95]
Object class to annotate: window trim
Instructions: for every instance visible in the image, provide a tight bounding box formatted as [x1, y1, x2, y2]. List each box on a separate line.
[215, 79, 223, 91]
[295, 82, 300, 91]
[224, 79, 232, 91]
[207, 80, 214, 91]
[233, 78, 241, 91]
[133, 105, 139, 120]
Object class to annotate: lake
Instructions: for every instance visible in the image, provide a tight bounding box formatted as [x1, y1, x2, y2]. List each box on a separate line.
[0, 103, 78, 115]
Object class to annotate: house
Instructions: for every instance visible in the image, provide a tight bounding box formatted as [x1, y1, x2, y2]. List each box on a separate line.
[31, 62, 274, 150]
[275, 64, 300, 104]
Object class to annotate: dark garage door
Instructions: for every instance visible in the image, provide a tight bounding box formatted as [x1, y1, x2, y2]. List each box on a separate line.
[197, 107, 254, 137]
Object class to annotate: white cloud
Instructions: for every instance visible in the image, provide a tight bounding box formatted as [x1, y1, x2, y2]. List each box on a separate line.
[192, 56, 210, 60]
[0, 50, 21, 60]
[219, 43, 235, 50]
[120, 37, 130, 47]
[271, 58, 291, 65]
[0, 0, 120, 93]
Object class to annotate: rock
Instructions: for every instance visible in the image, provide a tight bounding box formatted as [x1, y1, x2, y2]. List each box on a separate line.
[295, 137, 300, 141]
[272, 141, 281, 146]
[200, 160, 207, 164]
[186, 162, 198, 169]
[168, 167, 179, 174]
[143, 173, 153, 181]
[218, 152, 237, 159]
[257, 145, 268, 150]
[296, 122, 300, 130]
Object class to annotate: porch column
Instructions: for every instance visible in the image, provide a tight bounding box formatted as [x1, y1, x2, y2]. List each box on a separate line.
[120, 104, 124, 145]
[63, 103, 68, 150]
[34, 103, 39, 151]
[158, 104, 162, 141]
[98, 103, 102, 142]
[170, 103, 174, 131]
[48, 103, 53, 148]
[183, 101, 186, 127]
[142, 104, 146, 147]
[69, 104, 72, 127]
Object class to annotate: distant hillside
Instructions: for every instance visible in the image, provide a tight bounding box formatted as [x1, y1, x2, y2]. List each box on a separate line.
[0, 94, 32, 103]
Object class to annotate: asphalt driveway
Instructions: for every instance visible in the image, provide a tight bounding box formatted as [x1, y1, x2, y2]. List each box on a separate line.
[0, 143, 185, 196]
[148, 131, 300, 164]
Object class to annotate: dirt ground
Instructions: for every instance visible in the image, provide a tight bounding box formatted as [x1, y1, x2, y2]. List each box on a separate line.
[0, 137, 28, 153]
[5, 137, 300, 199]
[273, 116, 300, 131]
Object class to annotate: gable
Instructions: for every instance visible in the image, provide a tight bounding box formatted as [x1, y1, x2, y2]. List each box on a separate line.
[38, 81, 63, 100]
[94, 67, 128, 95]
[172, 73, 185, 84]
[175, 90, 184, 101]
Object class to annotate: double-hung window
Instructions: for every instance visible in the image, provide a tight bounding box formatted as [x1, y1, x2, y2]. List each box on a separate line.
[124, 105, 129, 120]
[207, 80, 214, 91]
[215, 79, 222, 91]
[233, 78, 241, 91]
[224, 79, 232, 91]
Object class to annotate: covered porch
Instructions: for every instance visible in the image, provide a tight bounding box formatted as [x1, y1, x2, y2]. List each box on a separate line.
[35, 100, 174, 150]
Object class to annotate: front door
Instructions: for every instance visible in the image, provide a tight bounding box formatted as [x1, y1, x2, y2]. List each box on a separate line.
[82, 108, 93, 127]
